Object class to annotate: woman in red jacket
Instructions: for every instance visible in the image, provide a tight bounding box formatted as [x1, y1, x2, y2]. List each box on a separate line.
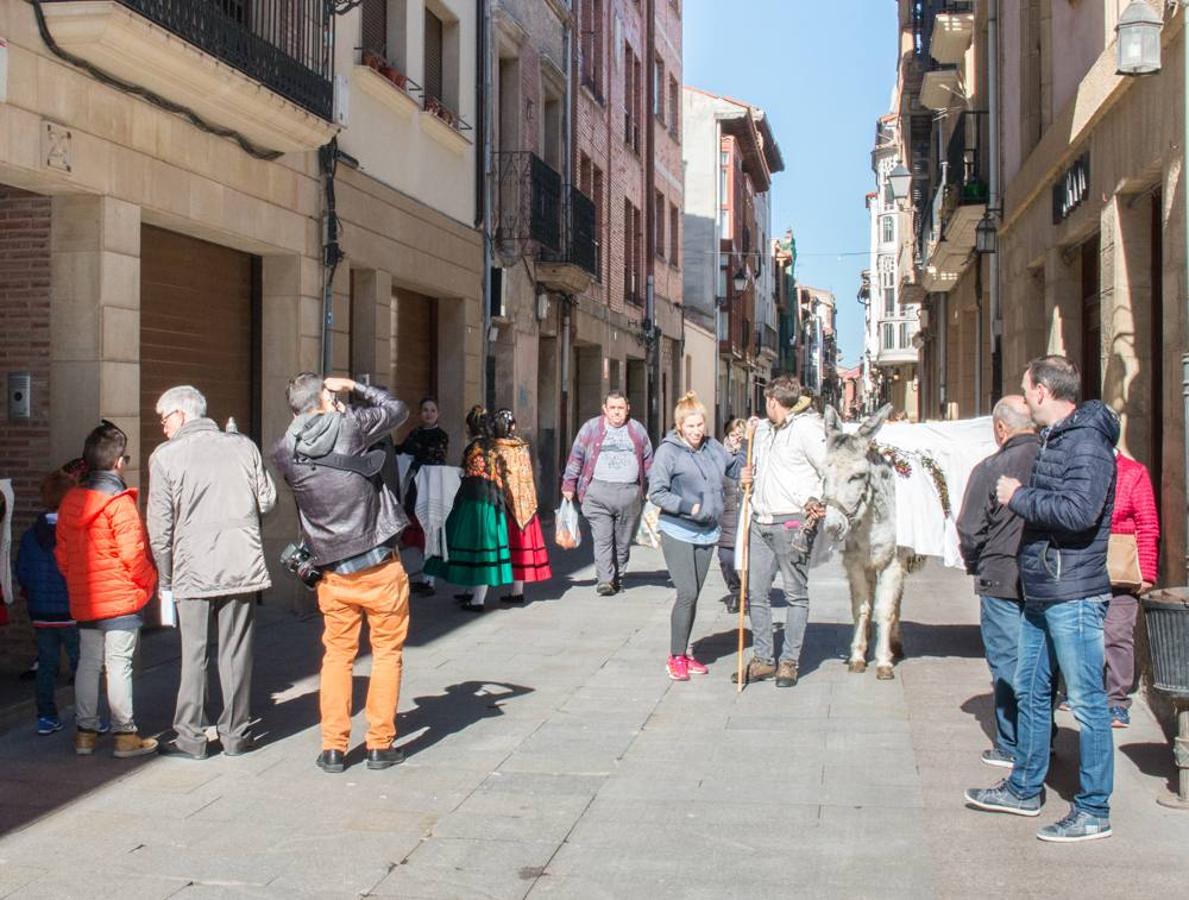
[1106, 452, 1160, 728]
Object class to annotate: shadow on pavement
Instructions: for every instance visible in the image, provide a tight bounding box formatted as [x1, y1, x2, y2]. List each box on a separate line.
[1118, 741, 1179, 794]
[396, 680, 535, 760]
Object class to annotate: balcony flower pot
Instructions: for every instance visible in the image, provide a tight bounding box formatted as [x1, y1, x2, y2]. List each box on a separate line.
[361, 49, 384, 72]
[426, 97, 455, 128]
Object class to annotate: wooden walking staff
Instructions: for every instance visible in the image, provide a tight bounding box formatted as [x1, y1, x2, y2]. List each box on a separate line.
[736, 421, 758, 693]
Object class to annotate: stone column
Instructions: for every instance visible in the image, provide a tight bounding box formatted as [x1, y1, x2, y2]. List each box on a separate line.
[349, 268, 393, 384]
[50, 195, 141, 483]
[1044, 245, 1081, 359]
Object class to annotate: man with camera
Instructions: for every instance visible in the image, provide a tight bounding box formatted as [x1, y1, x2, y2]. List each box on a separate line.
[273, 374, 411, 774]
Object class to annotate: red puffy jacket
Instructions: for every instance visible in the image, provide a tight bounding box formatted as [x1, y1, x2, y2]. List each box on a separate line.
[1110, 453, 1160, 585]
[55, 485, 156, 623]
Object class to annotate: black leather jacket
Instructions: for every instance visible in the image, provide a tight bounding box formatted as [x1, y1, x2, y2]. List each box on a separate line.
[272, 385, 409, 567]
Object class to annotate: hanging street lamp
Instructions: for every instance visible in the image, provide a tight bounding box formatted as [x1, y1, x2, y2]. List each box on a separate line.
[1116, 0, 1163, 76]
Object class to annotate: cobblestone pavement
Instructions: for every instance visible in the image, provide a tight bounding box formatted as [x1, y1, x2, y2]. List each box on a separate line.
[1, 544, 1187, 899]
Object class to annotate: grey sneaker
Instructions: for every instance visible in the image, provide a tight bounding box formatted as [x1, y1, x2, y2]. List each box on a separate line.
[981, 748, 1015, 769]
[1036, 807, 1112, 843]
[964, 779, 1042, 817]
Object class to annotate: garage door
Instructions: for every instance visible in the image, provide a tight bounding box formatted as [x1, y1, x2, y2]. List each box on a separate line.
[391, 288, 436, 441]
[139, 225, 256, 468]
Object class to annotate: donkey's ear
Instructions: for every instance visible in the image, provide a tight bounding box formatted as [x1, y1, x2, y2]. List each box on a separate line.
[857, 404, 893, 439]
[823, 405, 842, 435]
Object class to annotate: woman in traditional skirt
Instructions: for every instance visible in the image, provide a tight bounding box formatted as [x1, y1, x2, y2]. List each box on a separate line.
[425, 407, 512, 613]
[395, 397, 450, 595]
[489, 409, 552, 602]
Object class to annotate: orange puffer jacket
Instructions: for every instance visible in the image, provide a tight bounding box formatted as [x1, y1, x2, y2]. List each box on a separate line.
[55, 484, 156, 623]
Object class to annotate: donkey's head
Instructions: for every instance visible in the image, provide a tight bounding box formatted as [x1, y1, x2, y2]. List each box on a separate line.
[821, 404, 893, 522]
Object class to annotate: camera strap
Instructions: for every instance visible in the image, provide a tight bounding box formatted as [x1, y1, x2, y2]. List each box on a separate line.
[291, 445, 386, 479]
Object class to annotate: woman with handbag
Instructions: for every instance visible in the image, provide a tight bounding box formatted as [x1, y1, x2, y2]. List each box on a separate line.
[1105, 451, 1160, 728]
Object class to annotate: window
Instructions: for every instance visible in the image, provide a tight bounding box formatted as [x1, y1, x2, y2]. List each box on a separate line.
[624, 199, 642, 304]
[655, 190, 665, 259]
[623, 41, 642, 151]
[881, 215, 894, 245]
[899, 322, 910, 349]
[543, 92, 562, 170]
[668, 75, 680, 140]
[882, 323, 894, 350]
[424, 9, 444, 104]
[717, 262, 727, 299]
[669, 203, 679, 265]
[580, 0, 604, 101]
[653, 56, 665, 123]
[883, 288, 895, 317]
[593, 165, 604, 283]
[360, 0, 387, 57]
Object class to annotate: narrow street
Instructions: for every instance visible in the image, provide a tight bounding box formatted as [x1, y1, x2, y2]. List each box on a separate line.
[1, 543, 1185, 899]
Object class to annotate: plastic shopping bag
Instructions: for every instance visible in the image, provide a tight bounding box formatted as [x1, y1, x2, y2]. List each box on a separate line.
[634, 501, 661, 549]
[159, 589, 177, 628]
[554, 498, 582, 549]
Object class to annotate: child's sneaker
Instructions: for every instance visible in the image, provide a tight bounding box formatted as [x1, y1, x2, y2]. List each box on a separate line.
[684, 655, 709, 675]
[74, 729, 99, 755]
[36, 716, 63, 736]
[113, 732, 158, 759]
[666, 655, 690, 681]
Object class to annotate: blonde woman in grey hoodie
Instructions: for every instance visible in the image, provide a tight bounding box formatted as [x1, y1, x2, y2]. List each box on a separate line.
[648, 392, 743, 681]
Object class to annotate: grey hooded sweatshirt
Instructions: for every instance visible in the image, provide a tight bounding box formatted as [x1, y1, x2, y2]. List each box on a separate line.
[648, 433, 742, 541]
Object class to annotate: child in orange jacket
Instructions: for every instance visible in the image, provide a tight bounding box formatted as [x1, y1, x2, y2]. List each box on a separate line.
[55, 421, 158, 758]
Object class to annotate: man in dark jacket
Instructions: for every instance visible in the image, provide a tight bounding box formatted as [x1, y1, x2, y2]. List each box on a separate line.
[956, 395, 1039, 770]
[273, 375, 411, 774]
[965, 355, 1119, 844]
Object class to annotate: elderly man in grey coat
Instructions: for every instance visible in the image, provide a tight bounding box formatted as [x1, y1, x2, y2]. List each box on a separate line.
[148, 385, 276, 759]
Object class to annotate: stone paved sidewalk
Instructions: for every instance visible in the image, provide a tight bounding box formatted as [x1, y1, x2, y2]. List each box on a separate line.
[0, 544, 1187, 899]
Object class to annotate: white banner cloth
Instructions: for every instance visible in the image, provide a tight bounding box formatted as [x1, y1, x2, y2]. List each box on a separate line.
[415, 465, 462, 561]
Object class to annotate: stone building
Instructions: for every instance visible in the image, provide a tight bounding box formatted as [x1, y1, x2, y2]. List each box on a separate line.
[0, 0, 483, 657]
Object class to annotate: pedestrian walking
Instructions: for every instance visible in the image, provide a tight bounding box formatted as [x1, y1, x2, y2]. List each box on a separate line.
[489, 409, 552, 602]
[55, 421, 158, 759]
[717, 417, 746, 613]
[396, 397, 450, 596]
[649, 393, 742, 681]
[1104, 451, 1159, 728]
[148, 385, 277, 760]
[735, 376, 825, 689]
[14, 469, 80, 736]
[966, 354, 1119, 843]
[273, 374, 412, 774]
[955, 395, 1040, 770]
[426, 406, 513, 611]
[562, 391, 653, 595]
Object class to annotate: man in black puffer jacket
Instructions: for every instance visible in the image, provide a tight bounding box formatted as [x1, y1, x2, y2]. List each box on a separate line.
[965, 355, 1119, 845]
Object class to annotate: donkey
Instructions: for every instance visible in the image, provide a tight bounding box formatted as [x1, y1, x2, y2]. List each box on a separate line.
[821, 404, 916, 679]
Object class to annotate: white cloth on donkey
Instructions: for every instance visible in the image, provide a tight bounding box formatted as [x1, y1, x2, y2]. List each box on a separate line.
[854, 417, 997, 567]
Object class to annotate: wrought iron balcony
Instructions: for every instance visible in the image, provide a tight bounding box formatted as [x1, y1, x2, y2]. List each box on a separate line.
[541, 186, 598, 275]
[495, 151, 563, 257]
[88, 0, 335, 120]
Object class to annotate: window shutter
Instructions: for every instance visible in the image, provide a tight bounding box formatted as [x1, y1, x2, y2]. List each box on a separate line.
[424, 10, 445, 103]
[361, 0, 388, 56]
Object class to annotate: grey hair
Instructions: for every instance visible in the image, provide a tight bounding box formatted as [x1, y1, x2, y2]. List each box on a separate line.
[992, 396, 1033, 433]
[156, 385, 207, 420]
[287, 372, 323, 415]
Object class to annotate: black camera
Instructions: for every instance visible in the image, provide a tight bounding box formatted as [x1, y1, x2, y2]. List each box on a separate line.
[280, 542, 322, 589]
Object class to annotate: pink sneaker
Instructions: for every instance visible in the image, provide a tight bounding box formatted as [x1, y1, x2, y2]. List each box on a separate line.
[684, 655, 709, 675]
[666, 655, 690, 681]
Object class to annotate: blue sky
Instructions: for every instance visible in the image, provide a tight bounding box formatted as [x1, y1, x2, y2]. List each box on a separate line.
[683, 0, 899, 366]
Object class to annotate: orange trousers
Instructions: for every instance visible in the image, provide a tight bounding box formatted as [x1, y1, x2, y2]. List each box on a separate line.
[315, 556, 410, 752]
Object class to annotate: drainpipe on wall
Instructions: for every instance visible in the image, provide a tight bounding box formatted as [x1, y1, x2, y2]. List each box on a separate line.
[988, 0, 1002, 403]
[644, 0, 659, 440]
[479, 0, 494, 409]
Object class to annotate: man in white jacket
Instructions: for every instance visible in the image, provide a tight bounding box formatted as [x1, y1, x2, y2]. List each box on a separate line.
[738, 376, 827, 688]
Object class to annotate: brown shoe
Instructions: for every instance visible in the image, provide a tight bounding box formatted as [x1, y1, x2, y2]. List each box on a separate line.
[113, 733, 158, 759]
[74, 729, 99, 756]
[775, 660, 799, 688]
[730, 658, 777, 684]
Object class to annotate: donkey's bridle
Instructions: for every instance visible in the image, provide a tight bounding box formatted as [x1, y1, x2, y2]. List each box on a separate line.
[826, 480, 874, 531]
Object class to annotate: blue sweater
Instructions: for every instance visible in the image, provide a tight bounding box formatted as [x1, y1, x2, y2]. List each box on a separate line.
[15, 513, 73, 624]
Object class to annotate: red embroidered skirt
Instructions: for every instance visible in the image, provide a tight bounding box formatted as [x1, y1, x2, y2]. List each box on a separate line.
[507, 514, 552, 583]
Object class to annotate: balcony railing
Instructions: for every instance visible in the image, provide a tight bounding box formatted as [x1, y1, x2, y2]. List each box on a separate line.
[90, 0, 335, 120]
[495, 151, 562, 255]
[541, 186, 598, 276]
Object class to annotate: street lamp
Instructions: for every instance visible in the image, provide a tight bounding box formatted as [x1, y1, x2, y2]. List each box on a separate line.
[887, 164, 912, 202]
[975, 211, 998, 254]
[733, 269, 749, 293]
[1116, 0, 1163, 76]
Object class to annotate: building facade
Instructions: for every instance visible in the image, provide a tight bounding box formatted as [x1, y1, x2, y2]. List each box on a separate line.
[796, 285, 839, 405]
[0, 0, 484, 662]
[681, 87, 784, 428]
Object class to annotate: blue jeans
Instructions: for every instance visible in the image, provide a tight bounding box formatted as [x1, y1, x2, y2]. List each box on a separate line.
[1008, 595, 1113, 817]
[979, 597, 1022, 754]
[34, 626, 80, 719]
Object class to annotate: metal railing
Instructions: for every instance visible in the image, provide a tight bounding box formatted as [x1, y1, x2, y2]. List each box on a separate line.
[540, 185, 598, 277]
[495, 151, 562, 254]
[92, 0, 335, 120]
